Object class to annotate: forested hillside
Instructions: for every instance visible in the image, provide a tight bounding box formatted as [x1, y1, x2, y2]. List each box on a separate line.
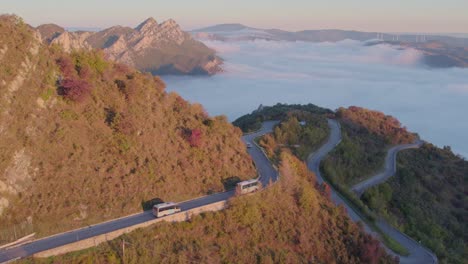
[322, 106, 417, 187]
[0, 15, 255, 239]
[23, 152, 398, 264]
[362, 144, 468, 264]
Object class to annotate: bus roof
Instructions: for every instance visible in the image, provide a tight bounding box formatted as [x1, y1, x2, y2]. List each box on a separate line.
[237, 179, 259, 186]
[153, 202, 179, 209]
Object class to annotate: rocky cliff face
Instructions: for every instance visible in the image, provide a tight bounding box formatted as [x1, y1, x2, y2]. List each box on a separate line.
[50, 31, 92, 52]
[36, 18, 222, 75]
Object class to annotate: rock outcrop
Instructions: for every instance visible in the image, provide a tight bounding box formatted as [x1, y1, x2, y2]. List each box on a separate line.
[37, 18, 222, 75]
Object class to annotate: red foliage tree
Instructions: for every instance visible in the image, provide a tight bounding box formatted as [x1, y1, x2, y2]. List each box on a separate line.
[58, 78, 91, 102]
[358, 234, 384, 264]
[187, 128, 203, 147]
[56, 56, 75, 77]
[320, 182, 332, 199]
[77, 64, 91, 79]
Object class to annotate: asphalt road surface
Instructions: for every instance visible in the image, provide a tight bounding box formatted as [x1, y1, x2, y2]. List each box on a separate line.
[307, 119, 437, 264]
[351, 140, 424, 197]
[0, 122, 278, 263]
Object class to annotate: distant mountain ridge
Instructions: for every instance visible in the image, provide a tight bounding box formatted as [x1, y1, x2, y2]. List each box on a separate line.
[194, 24, 468, 68]
[36, 18, 222, 75]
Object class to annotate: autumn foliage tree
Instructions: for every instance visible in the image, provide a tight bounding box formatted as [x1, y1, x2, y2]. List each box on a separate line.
[358, 234, 388, 264]
[187, 128, 203, 147]
[56, 56, 75, 77]
[58, 78, 91, 102]
[320, 182, 332, 199]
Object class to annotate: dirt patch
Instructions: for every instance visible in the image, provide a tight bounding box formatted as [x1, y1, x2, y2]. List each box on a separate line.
[0, 45, 7, 61]
[4, 149, 32, 193]
[0, 197, 9, 216]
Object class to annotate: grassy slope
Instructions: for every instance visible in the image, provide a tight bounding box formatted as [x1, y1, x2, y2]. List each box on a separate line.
[362, 144, 468, 264]
[0, 15, 255, 239]
[22, 152, 397, 264]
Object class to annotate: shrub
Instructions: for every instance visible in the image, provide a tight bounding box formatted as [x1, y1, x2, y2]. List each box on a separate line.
[77, 64, 91, 79]
[56, 56, 75, 77]
[73, 51, 108, 75]
[58, 78, 91, 102]
[187, 128, 203, 147]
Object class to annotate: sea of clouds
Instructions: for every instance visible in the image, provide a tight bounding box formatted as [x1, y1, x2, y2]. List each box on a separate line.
[164, 39, 468, 158]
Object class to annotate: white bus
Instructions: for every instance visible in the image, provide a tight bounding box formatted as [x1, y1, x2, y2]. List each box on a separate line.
[152, 202, 181, 218]
[236, 179, 261, 195]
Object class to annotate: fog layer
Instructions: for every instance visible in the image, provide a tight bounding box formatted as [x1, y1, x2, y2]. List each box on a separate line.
[164, 40, 468, 157]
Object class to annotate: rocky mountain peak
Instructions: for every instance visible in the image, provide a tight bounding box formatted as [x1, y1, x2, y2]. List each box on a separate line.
[129, 18, 187, 50]
[135, 17, 158, 32]
[160, 19, 178, 28]
[31, 16, 222, 75]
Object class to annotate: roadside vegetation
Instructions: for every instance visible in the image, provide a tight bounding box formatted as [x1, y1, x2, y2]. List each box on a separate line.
[0, 15, 255, 241]
[23, 152, 398, 264]
[362, 144, 468, 264]
[259, 114, 330, 161]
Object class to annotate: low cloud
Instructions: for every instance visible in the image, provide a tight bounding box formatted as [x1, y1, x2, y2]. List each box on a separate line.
[165, 39, 468, 157]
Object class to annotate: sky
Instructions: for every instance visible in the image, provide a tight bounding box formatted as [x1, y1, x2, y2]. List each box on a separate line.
[163, 39, 468, 158]
[2, 0, 468, 33]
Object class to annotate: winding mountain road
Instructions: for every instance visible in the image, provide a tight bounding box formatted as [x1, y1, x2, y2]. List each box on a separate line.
[351, 140, 424, 197]
[307, 119, 437, 264]
[0, 120, 436, 263]
[0, 121, 279, 263]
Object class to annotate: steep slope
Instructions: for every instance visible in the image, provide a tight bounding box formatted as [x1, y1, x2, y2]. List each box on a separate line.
[0, 15, 255, 240]
[37, 17, 222, 75]
[23, 152, 398, 264]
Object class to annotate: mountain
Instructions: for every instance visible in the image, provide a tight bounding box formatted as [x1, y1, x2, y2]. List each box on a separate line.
[194, 24, 468, 68]
[35, 23, 64, 43]
[0, 14, 254, 239]
[36, 17, 222, 75]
